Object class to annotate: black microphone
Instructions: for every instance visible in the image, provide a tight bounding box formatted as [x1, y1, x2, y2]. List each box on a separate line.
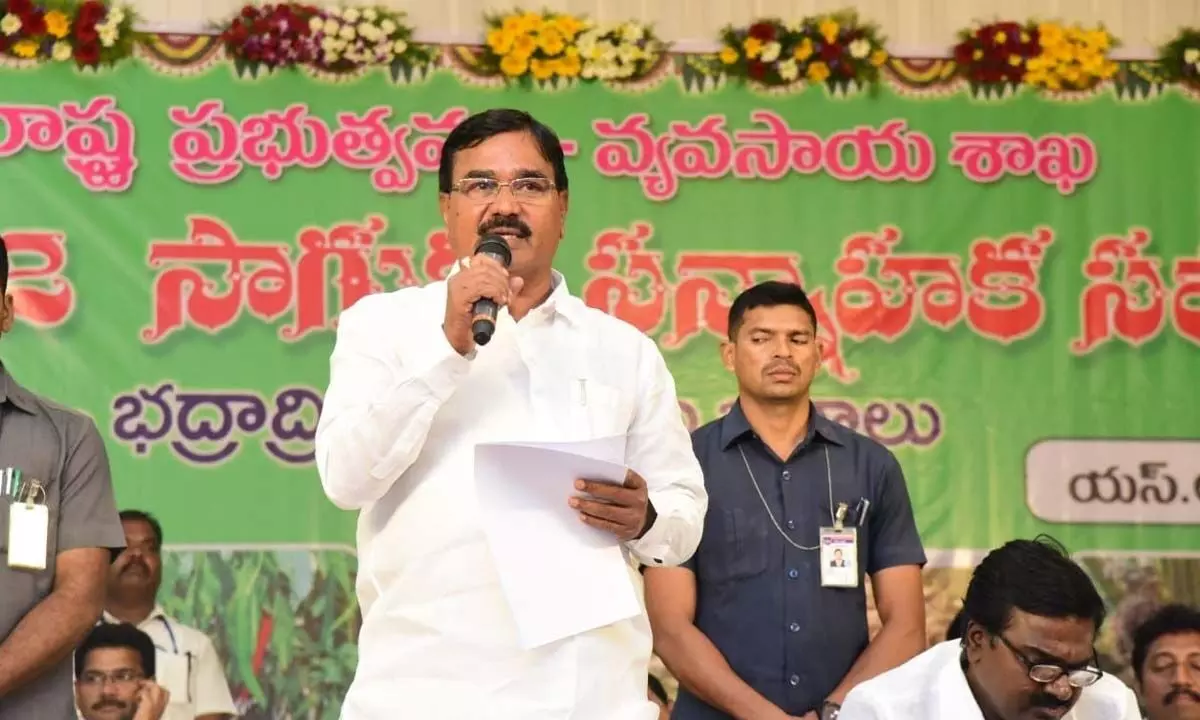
[470, 234, 513, 346]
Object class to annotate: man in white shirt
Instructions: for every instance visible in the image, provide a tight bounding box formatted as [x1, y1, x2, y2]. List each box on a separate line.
[315, 107, 708, 720]
[76, 623, 170, 720]
[103, 511, 237, 720]
[839, 536, 1142, 720]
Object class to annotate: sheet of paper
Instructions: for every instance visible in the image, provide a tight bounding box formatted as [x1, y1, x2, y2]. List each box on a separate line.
[474, 440, 640, 649]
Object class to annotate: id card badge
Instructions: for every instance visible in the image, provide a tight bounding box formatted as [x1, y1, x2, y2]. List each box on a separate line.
[155, 650, 191, 703]
[8, 501, 49, 571]
[819, 527, 858, 588]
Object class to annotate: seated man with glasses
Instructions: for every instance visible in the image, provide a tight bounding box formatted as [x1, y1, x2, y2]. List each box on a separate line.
[75, 623, 170, 720]
[838, 536, 1141, 719]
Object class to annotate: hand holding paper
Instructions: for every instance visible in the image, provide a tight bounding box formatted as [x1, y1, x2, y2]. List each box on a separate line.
[570, 470, 651, 541]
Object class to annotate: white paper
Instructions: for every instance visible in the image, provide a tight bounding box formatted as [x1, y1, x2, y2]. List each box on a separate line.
[474, 439, 640, 649]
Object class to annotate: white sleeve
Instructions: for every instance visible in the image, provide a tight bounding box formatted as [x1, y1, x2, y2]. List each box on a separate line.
[315, 291, 471, 510]
[839, 685, 888, 720]
[623, 336, 708, 567]
[192, 634, 237, 716]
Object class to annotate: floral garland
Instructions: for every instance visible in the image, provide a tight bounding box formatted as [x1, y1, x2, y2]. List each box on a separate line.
[716, 12, 888, 89]
[221, 4, 319, 69]
[481, 10, 585, 82]
[1024, 22, 1118, 91]
[1, 0, 137, 67]
[953, 22, 1040, 90]
[1158, 27, 1200, 85]
[576, 21, 666, 81]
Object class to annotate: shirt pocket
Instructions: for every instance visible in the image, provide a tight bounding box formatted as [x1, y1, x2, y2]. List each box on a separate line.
[569, 379, 635, 440]
[702, 507, 769, 583]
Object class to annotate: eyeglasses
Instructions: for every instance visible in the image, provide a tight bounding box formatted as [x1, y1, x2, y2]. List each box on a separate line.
[996, 634, 1103, 688]
[78, 669, 143, 687]
[449, 177, 557, 204]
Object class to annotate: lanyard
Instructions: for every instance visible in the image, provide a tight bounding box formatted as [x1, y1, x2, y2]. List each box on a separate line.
[738, 443, 835, 551]
[157, 616, 180, 654]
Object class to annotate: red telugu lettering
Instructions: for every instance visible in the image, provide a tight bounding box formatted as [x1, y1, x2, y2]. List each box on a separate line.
[949, 132, 1098, 195]
[1171, 251, 1200, 346]
[283, 216, 387, 340]
[581, 222, 669, 335]
[5, 230, 74, 327]
[0, 99, 135, 192]
[964, 227, 1054, 343]
[1070, 228, 1167, 354]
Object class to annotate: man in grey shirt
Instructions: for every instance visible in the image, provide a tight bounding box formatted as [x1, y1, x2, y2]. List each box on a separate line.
[0, 233, 126, 718]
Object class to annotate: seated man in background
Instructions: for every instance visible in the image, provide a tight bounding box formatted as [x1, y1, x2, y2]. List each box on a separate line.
[76, 622, 169, 720]
[1131, 603, 1200, 720]
[838, 536, 1141, 719]
[103, 511, 236, 720]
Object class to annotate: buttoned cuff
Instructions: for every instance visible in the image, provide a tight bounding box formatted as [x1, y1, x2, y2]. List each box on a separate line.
[625, 499, 673, 567]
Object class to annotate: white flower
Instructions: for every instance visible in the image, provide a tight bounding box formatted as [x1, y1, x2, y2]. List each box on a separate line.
[777, 58, 799, 81]
[51, 41, 72, 61]
[621, 22, 644, 42]
[576, 29, 599, 58]
[309, 16, 324, 32]
[1185, 47, 1200, 64]
[358, 22, 379, 41]
[323, 6, 342, 19]
[380, 18, 396, 35]
[392, 39, 408, 54]
[785, 20, 804, 33]
[760, 41, 781, 63]
[108, 8, 126, 24]
[0, 14, 22, 34]
[617, 43, 642, 64]
[322, 19, 339, 35]
[595, 39, 617, 61]
[321, 36, 340, 53]
[849, 38, 871, 59]
[339, 24, 356, 40]
[362, 8, 377, 21]
[342, 7, 360, 22]
[98, 26, 118, 47]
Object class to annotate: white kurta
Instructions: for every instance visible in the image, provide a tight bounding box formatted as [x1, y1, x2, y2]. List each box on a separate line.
[840, 640, 1143, 720]
[315, 269, 708, 720]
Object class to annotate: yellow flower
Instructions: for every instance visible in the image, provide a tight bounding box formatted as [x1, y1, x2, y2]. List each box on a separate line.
[499, 53, 529, 76]
[501, 16, 523, 35]
[1020, 31, 1031, 43]
[1099, 59, 1118, 78]
[972, 49, 983, 61]
[559, 47, 581, 76]
[44, 10, 70, 39]
[516, 12, 541, 34]
[818, 18, 839, 44]
[1060, 65, 1083, 86]
[1084, 29, 1110, 50]
[538, 27, 565, 55]
[793, 37, 813, 61]
[1008, 54, 1022, 66]
[719, 46, 738, 64]
[511, 34, 537, 59]
[1038, 23, 1065, 48]
[869, 48, 888, 66]
[994, 30, 1007, 45]
[743, 36, 763, 59]
[806, 61, 830, 82]
[12, 39, 38, 58]
[552, 15, 585, 39]
[487, 28, 515, 55]
[530, 58, 555, 80]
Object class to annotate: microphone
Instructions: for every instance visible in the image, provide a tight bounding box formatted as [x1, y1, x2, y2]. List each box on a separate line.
[470, 234, 513, 346]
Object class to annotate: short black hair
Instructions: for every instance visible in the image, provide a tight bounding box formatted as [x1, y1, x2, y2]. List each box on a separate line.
[0, 233, 8, 291]
[727, 281, 818, 340]
[119, 509, 163, 549]
[75, 622, 156, 679]
[946, 608, 968, 641]
[963, 535, 1106, 637]
[648, 674, 668, 704]
[1130, 603, 1200, 682]
[438, 108, 568, 193]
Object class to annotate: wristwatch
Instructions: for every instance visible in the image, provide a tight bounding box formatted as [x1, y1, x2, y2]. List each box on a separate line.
[820, 701, 841, 720]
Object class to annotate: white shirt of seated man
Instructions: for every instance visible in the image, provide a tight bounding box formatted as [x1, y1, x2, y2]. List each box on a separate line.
[839, 539, 1142, 720]
[315, 108, 708, 720]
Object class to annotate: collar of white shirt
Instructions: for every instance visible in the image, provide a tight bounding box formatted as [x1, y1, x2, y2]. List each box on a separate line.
[101, 605, 170, 627]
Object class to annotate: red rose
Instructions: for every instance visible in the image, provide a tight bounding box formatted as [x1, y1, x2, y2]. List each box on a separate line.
[75, 24, 98, 44]
[252, 18, 268, 34]
[819, 42, 842, 61]
[74, 41, 100, 66]
[7, 0, 32, 14]
[954, 41, 974, 65]
[747, 22, 776, 41]
[979, 26, 996, 46]
[838, 61, 854, 77]
[747, 60, 767, 79]
[241, 5, 257, 19]
[21, 12, 45, 35]
[77, 0, 106, 25]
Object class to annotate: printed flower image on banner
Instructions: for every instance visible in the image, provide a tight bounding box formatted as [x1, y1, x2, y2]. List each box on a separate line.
[0, 0, 138, 67]
[717, 11, 888, 91]
[480, 10, 588, 86]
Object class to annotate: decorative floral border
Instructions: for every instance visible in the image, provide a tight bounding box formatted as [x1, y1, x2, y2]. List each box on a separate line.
[0, 0, 138, 68]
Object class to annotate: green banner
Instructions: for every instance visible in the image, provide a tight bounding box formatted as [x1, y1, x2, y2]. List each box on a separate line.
[2, 54, 1197, 716]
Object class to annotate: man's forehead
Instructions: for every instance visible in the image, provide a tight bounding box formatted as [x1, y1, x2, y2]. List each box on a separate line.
[452, 132, 551, 176]
[1149, 630, 1200, 655]
[121, 519, 154, 539]
[741, 306, 814, 332]
[84, 647, 141, 670]
[1009, 611, 1096, 661]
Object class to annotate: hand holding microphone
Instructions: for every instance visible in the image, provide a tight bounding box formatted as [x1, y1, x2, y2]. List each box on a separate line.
[442, 234, 524, 356]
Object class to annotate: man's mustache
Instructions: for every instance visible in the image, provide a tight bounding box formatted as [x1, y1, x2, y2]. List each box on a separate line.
[478, 215, 531, 239]
[1166, 686, 1200, 705]
[122, 558, 150, 575]
[92, 699, 128, 710]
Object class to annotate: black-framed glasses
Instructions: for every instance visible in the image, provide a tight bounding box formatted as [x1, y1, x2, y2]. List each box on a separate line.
[449, 177, 557, 204]
[78, 669, 143, 687]
[996, 634, 1103, 688]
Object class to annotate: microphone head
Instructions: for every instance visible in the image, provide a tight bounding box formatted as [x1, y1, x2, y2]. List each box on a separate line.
[474, 235, 512, 266]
